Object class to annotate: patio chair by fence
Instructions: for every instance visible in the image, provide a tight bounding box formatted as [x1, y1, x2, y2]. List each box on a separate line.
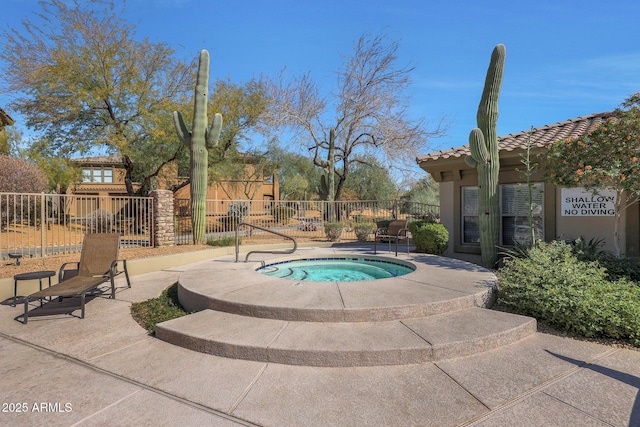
[21, 233, 131, 324]
[374, 219, 411, 256]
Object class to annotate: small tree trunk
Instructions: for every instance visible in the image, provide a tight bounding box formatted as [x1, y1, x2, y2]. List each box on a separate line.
[613, 190, 623, 257]
[327, 128, 336, 222]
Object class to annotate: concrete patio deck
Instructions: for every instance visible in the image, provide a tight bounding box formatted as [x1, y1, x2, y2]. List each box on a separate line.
[1, 243, 638, 426]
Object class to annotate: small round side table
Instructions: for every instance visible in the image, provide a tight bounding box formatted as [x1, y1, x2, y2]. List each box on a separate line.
[13, 270, 56, 307]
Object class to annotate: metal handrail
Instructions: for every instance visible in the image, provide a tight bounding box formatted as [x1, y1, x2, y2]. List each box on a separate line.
[235, 222, 298, 262]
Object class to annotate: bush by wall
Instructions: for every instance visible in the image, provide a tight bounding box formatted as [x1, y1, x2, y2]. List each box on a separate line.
[324, 222, 343, 241]
[86, 209, 113, 233]
[207, 236, 238, 246]
[353, 222, 376, 241]
[569, 236, 640, 282]
[408, 220, 449, 255]
[596, 255, 640, 283]
[500, 235, 640, 283]
[498, 240, 640, 346]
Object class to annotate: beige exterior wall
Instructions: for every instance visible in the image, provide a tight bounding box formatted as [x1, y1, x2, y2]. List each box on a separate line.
[422, 149, 639, 263]
[67, 162, 129, 215]
[555, 189, 621, 253]
[173, 175, 278, 202]
[438, 181, 456, 259]
[70, 158, 280, 213]
[555, 189, 640, 257]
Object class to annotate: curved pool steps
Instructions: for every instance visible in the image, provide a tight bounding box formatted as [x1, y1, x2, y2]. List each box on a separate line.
[156, 307, 536, 367]
[155, 250, 537, 367]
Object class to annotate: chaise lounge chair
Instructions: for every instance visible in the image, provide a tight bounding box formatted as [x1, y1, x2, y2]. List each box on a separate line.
[21, 233, 131, 324]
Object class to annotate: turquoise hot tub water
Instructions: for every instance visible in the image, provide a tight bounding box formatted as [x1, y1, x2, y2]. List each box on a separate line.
[256, 257, 415, 282]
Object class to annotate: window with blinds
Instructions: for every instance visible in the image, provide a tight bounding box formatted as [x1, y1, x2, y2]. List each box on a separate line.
[461, 183, 544, 246]
[462, 187, 480, 243]
[501, 183, 544, 245]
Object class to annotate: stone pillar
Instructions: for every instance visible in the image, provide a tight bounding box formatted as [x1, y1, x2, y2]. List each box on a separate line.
[150, 189, 175, 247]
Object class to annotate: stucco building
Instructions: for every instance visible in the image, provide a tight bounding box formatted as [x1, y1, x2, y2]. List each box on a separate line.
[417, 112, 639, 264]
[68, 155, 279, 216]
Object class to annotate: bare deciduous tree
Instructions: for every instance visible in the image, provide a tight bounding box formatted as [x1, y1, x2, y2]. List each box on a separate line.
[266, 32, 446, 201]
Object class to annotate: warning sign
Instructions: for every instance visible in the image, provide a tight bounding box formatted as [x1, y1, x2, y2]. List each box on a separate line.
[561, 188, 616, 216]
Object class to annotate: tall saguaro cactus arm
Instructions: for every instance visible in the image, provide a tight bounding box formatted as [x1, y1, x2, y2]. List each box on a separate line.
[173, 111, 222, 148]
[172, 111, 191, 144]
[206, 113, 223, 148]
[172, 49, 223, 150]
[466, 44, 505, 168]
[464, 44, 506, 268]
[476, 44, 506, 144]
[172, 49, 223, 245]
[465, 128, 488, 167]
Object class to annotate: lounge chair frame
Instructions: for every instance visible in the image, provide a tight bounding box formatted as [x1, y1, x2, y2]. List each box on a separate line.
[373, 219, 411, 256]
[21, 233, 131, 324]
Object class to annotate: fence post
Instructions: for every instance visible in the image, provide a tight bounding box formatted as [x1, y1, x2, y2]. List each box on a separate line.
[40, 192, 46, 258]
[150, 189, 174, 247]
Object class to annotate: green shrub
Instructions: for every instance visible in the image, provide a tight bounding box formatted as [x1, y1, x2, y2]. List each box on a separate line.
[567, 236, 607, 261]
[86, 209, 113, 233]
[130, 283, 190, 334]
[565, 236, 640, 282]
[499, 235, 640, 282]
[207, 236, 238, 247]
[596, 255, 640, 282]
[408, 220, 449, 255]
[353, 222, 375, 241]
[498, 241, 640, 346]
[271, 205, 296, 224]
[498, 241, 535, 261]
[324, 222, 343, 241]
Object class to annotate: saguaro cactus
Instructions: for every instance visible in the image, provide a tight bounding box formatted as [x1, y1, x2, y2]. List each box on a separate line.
[173, 50, 223, 245]
[464, 44, 506, 268]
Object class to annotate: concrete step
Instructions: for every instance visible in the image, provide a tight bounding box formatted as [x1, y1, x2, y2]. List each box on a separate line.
[177, 272, 496, 323]
[156, 307, 536, 367]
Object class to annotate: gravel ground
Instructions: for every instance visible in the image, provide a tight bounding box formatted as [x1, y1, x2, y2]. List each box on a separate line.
[1, 244, 210, 279]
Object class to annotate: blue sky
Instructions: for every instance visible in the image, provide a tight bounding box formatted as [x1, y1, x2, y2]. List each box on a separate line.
[3, 0, 639, 155]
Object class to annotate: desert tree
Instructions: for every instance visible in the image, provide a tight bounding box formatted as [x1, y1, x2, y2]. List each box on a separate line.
[266, 32, 445, 203]
[0, 155, 47, 194]
[0, 0, 193, 195]
[543, 93, 640, 256]
[343, 156, 397, 201]
[266, 144, 323, 200]
[0, 155, 48, 229]
[400, 176, 440, 207]
[201, 78, 272, 195]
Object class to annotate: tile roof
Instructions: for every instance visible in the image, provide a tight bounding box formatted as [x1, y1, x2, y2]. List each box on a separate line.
[70, 155, 123, 165]
[416, 112, 613, 164]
